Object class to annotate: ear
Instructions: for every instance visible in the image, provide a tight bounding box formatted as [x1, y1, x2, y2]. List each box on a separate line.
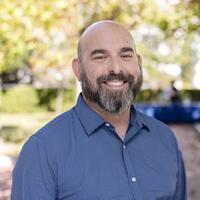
[72, 58, 81, 81]
[137, 54, 142, 68]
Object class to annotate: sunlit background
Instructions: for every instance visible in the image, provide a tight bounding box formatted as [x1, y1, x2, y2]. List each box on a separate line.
[0, 0, 200, 199]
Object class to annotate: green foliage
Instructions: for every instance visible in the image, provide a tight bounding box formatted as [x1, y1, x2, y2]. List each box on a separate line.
[0, 85, 199, 114]
[35, 88, 75, 111]
[0, 0, 199, 86]
[63, 89, 76, 110]
[0, 112, 56, 146]
[135, 89, 162, 103]
[0, 85, 76, 112]
[0, 85, 39, 112]
[180, 89, 200, 102]
[135, 89, 200, 103]
[36, 89, 57, 111]
[0, 126, 28, 143]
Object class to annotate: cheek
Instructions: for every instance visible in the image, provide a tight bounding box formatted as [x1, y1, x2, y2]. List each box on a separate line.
[84, 71, 99, 85]
[127, 65, 141, 77]
[136, 67, 142, 76]
[87, 67, 103, 82]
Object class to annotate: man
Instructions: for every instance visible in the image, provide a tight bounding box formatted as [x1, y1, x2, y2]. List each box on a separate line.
[11, 20, 187, 200]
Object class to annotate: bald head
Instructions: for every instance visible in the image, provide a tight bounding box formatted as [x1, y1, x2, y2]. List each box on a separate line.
[72, 20, 143, 113]
[77, 20, 136, 60]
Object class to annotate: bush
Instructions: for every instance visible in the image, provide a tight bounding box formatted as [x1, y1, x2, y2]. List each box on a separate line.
[135, 89, 162, 102]
[0, 85, 76, 112]
[36, 89, 57, 111]
[1, 86, 198, 112]
[63, 89, 76, 110]
[180, 90, 200, 102]
[0, 85, 39, 112]
[135, 89, 200, 103]
[35, 88, 76, 111]
[0, 126, 28, 143]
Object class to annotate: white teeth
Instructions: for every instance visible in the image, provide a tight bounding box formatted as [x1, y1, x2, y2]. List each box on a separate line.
[106, 81, 124, 86]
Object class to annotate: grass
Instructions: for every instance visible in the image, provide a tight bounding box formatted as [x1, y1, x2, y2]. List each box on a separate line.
[0, 112, 57, 157]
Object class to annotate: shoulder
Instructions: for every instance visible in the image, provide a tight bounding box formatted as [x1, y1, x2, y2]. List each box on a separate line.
[34, 107, 76, 140]
[137, 110, 179, 154]
[22, 107, 78, 158]
[138, 110, 172, 132]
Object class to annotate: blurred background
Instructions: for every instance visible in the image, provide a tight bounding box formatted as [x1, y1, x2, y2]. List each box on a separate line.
[0, 0, 200, 199]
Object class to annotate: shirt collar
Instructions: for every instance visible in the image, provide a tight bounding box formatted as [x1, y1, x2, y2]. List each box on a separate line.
[75, 94, 105, 136]
[130, 105, 150, 132]
[75, 94, 150, 136]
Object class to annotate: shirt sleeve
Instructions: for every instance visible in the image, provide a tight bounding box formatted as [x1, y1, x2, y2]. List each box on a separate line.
[11, 135, 57, 200]
[173, 150, 187, 200]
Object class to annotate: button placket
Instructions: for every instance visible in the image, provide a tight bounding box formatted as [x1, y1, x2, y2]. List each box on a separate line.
[105, 123, 110, 127]
[131, 176, 137, 182]
[122, 143, 144, 200]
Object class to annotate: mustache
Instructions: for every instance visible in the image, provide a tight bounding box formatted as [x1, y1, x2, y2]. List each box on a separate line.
[96, 72, 134, 84]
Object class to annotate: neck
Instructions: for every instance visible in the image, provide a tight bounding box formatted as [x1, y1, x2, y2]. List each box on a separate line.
[83, 95, 131, 140]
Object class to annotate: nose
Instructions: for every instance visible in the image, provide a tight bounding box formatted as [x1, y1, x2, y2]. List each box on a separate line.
[108, 56, 123, 74]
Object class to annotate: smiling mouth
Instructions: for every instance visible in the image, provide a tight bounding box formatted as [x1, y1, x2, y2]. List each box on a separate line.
[102, 80, 128, 88]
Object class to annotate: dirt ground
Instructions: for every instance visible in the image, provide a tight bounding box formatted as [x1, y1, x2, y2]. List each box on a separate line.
[0, 124, 200, 200]
[171, 124, 200, 200]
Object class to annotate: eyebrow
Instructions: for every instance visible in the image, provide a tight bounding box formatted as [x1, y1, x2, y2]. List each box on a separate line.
[90, 49, 107, 56]
[120, 47, 134, 53]
[90, 47, 134, 57]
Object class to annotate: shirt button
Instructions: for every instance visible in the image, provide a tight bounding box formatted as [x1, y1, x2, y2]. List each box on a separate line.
[105, 123, 110, 127]
[123, 145, 126, 149]
[131, 176, 137, 182]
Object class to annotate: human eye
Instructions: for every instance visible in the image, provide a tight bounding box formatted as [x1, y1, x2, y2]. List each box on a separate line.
[92, 54, 107, 62]
[121, 52, 133, 61]
[121, 52, 133, 59]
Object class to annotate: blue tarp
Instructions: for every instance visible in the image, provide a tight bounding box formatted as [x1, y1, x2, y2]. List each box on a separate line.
[136, 103, 200, 123]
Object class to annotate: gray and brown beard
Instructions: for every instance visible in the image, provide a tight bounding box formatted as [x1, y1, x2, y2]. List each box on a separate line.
[80, 67, 143, 113]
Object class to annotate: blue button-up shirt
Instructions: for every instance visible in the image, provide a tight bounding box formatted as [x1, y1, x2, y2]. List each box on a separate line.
[11, 94, 187, 200]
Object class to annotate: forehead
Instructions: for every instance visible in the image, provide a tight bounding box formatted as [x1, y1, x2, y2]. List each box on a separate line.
[80, 23, 134, 54]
